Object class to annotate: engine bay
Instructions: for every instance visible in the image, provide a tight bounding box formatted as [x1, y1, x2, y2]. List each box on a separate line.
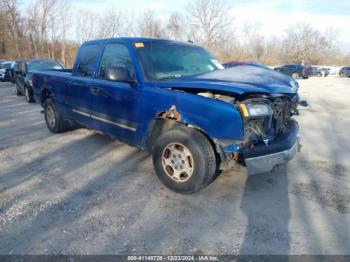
[196, 91, 298, 148]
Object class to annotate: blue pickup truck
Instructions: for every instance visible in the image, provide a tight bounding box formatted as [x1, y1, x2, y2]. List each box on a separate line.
[32, 37, 301, 194]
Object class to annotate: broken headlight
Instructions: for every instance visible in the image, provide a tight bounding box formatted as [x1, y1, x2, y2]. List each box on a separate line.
[239, 103, 273, 118]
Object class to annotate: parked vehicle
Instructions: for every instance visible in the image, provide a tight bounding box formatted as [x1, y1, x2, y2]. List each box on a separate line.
[0, 61, 12, 82]
[32, 38, 301, 194]
[14, 59, 64, 103]
[223, 61, 270, 69]
[9, 61, 17, 83]
[339, 66, 350, 77]
[308, 66, 329, 77]
[274, 64, 309, 79]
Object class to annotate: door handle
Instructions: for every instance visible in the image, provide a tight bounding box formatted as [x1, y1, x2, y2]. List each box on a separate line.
[90, 86, 99, 95]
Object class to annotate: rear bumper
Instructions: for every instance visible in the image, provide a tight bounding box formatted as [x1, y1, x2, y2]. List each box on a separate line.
[242, 120, 300, 175]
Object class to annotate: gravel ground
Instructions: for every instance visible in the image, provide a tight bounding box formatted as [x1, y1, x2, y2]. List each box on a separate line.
[0, 77, 350, 255]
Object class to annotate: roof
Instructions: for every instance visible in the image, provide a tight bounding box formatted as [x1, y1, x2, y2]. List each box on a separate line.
[83, 37, 197, 47]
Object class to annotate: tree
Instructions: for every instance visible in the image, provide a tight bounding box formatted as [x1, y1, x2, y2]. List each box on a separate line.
[98, 7, 125, 38]
[75, 8, 99, 43]
[2, 0, 22, 57]
[242, 21, 265, 61]
[166, 13, 186, 41]
[137, 10, 165, 38]
[282, 22, 328, 64]
[185, 0, 233, 49]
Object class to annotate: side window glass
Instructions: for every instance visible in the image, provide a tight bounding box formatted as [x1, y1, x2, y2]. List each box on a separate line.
[99, 43, 134, 79]
[76, 44, 100, 77]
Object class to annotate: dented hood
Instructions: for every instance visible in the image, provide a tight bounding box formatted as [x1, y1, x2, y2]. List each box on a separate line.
[156, 65, 298, 96]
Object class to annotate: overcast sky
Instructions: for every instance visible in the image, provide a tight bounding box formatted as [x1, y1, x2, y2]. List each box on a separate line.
[21, 0, 350, 50]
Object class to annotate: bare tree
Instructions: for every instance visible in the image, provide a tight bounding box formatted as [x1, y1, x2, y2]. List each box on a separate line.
[75, 8, 99, 43]
[98, 7, 125, 38]
[137, 10, 165, 38]
[166, 12, 186, 41]
[57, 0, 71, 65]
[185, 0, 233, 49]
[282, 22, 328, 64]
[242, 21, 265, 61]
[3, 0, 22, 57]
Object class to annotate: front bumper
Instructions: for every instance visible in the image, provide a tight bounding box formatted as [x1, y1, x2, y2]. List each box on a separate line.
[242, 120, 300, 175]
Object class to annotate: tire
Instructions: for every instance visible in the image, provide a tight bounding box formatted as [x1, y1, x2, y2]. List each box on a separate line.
[340, 73, 345, 78]
[152, 127, 217, 194]
[15, 83, 21, 96]
[24, 86, 34, 103]
[291, 73, 299, 79]
[44, 98, 68, 133]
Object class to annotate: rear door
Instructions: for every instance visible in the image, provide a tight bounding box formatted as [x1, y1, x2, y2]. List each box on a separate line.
[89, 42, 141, 142]
[67, 43, 102, 125]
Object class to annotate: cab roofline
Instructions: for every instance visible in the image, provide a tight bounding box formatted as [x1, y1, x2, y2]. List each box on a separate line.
[83, 37, 197, 47]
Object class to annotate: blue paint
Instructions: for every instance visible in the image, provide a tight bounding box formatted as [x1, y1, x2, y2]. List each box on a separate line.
[32, 37, 298, 153]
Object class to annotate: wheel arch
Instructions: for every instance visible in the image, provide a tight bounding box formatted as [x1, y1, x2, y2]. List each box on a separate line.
[40, 88, 52, 104]
[145, 117, 216, 153]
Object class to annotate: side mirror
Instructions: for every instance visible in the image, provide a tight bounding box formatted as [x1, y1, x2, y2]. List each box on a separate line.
[106, 67, 135, 83]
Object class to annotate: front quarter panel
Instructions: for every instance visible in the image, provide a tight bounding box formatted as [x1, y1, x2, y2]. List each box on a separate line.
[138, 85, 243, 146]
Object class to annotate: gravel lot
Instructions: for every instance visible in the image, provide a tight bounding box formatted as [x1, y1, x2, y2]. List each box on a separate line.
[0, 77, 350, 255]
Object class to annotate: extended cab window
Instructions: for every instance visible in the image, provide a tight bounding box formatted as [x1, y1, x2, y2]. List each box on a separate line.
[76, 44, 100, 77]
[99, 43, 134, 79]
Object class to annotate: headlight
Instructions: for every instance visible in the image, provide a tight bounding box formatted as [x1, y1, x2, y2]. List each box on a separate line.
[239, 103, 273, 118]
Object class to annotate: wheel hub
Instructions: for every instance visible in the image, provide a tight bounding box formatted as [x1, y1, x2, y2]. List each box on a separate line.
[46, 105, 55, 128]
[161, 143, 194, 182]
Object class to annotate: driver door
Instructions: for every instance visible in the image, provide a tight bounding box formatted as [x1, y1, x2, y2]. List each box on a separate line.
[89, 43, 141, 143]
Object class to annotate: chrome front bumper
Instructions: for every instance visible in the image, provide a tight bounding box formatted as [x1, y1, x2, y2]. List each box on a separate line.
[245, 139, 300, 175]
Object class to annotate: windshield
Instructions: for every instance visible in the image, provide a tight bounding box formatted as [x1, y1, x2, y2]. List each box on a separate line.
[26, 60, 63, 72]
[0, 63, 11, 69]
[135, 42, 223, 81]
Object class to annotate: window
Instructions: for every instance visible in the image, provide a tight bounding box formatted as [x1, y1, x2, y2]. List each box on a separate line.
[75, 44, 100, 77]
[99, 43, 134, 79]
[135, 42, 222, 81]
[26, 60, 63, 72]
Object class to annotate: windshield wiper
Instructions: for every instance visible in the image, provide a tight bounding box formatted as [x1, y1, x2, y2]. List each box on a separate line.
[157, 75, 182, 81]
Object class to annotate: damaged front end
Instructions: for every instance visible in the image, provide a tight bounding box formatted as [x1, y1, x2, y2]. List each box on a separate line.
[215, 93, 301, 175]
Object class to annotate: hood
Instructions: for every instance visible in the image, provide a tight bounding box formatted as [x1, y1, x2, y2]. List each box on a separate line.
[156, 65, 298, 96]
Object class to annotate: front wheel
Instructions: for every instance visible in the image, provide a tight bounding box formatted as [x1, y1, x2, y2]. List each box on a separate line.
[44, 98, 68, 133]
[152, 127, 217, 194]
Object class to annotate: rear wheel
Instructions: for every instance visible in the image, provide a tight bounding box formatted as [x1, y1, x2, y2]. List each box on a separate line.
[44, 98, 68, 133]
[15, 83, 21, 96]
[152, 127, 217, 194]
[25, 86, 34, 103]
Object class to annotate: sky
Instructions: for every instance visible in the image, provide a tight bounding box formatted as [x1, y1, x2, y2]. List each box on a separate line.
[21, 0, 350, 50]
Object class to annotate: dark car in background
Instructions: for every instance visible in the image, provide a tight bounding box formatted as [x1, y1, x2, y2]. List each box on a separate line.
[223, 60, 270, 69]
[14, 59, 64, 103]
[9, 61, 17, 83]
[308, 66, 329, 77]
[339, 66, 350, 77]
[0, 61, 13, 82]
[274, 64, 309, 79]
